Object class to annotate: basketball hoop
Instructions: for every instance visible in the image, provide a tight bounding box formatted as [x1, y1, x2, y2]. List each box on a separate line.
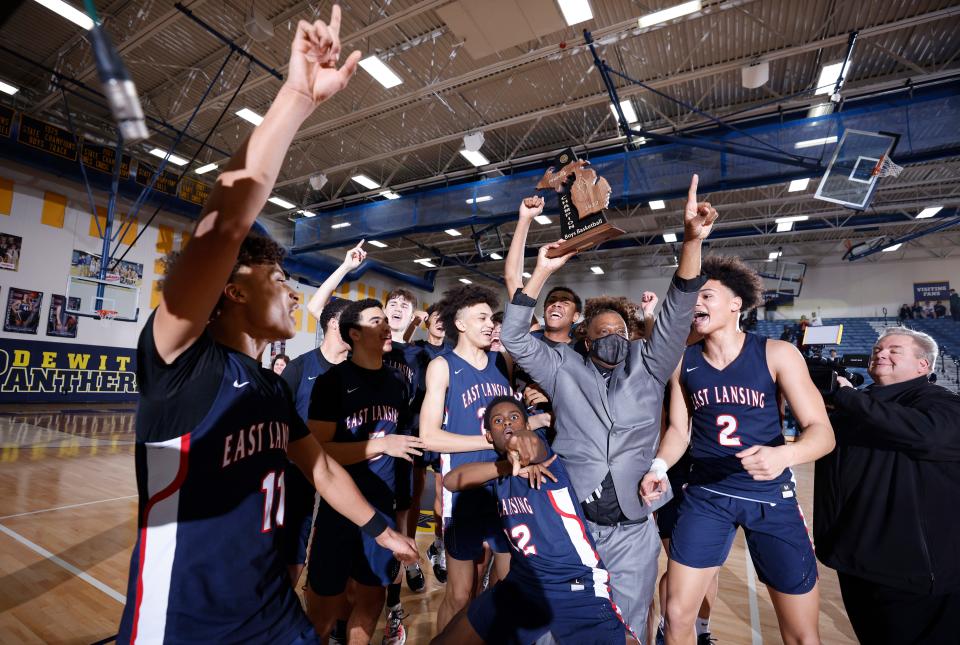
[96, 309, 119, 320]
[872, 155, 903, 178]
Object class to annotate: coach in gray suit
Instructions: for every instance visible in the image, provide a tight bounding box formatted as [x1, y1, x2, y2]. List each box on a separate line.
[501, 176, 716, 637]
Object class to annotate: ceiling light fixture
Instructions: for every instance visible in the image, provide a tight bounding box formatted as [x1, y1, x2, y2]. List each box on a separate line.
[916, 206, 943, 219]
[267, 196, 296, 209]
[787, 178, 810, 192]
[649, 200, 666, 210]
[775, 215, 809, 224]
[368, 240, 388, 248]
[534, 215, 552, 225]
[331, 222, 351, 229]
[235, 107, 264, 125]
[557, 0, 593, 26]
[459, 149, 489, 167]
[882, 243, 902, 252]
[444, 229, 462, 237]
[489, 252, 503, 260]
[610, 100, 638, 124]
[297, 209, 317, 218]
[590, 266, 604, 275]
[522, 271, 532, 279]
[776, 222, 794, 232]
[466, 195, 493, 204]
[768, 250, 782, 260]
[358, 55, 403, 88]
[351, 174, 380, 190]
[662, 232, 678, 243]
[149, 148, 189, 167]
[414, 258, 436, 268]
[195, 162, 218, 175]
[794, 136, 838, 149]
[0, 80, 20, 95]
[815, 61, 848, 96]
[31, 0, 94, 30]
[379, 190, 400, 199]
[458, 278, 473, 284]
[638, 0, 701, 28]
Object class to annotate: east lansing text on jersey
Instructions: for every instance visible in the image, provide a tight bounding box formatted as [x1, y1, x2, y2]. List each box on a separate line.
[460, 381, 513, 408]
[499, 496, 535, 518]
[688, 385, 767, 411]
[221, 421, 291, 468]
[345, 405, 399, 430]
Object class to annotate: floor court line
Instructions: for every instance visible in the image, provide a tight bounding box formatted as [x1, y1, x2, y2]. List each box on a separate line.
[0, 524, 126, 603]
[0, 495, 137, 521]
[745, 549, 762, 645]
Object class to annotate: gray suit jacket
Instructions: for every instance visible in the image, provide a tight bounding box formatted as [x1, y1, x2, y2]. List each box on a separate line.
[502, 276, 702, 520]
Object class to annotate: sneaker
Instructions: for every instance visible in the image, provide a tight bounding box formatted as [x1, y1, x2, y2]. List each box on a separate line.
[427, 542, 447, 584]
[382, 604, 407, 645]
[655, 624, 665, 645]
[697, 633, 717, 645]
[405, 562, 425, 592]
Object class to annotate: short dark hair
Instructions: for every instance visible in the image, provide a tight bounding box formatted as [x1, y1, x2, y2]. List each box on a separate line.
[482, 395, 526, 432]
[492, 311, 504, 325]
[338, 298, 383, 348]
[437, 285, 499, 344]
[701, 255, 765, 312]
[386, 288, 417, 308]
[271, 353, 290, 367]
[426, 303, 440, 317]
[319, 298, 352, 334]
[544, 286, 582, 314]
[581, 295, 641, 339]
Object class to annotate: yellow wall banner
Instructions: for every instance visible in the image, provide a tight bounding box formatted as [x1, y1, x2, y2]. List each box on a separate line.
[0, 338, 137, 403]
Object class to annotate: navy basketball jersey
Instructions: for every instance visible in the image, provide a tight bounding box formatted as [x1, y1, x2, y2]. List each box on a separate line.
[281, 347, 333, 420]
[414, 338, 450, 361]
[308, 361, 409, 511]
[119, 314, 311, 644]
[680, 332, 793, 503]
[495, 443, 614, 599]
[440, 351, 515, 520]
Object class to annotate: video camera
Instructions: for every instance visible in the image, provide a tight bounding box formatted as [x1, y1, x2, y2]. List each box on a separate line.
[800, 324, 867, 394]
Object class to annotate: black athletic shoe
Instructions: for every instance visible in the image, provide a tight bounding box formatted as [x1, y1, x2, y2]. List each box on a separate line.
[697, 633, 717, 645]
[405, 563, 425, 592]
[427, 542, 447, 584]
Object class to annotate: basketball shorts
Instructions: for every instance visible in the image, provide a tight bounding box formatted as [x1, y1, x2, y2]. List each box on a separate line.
[443, 488, 510, 561]
[307, 501, 399, 595]
[279, 460, 317, 566]
[655, 465, 691, 541]
[669, 485, 818, 594]
[466, 573, 634, 644]
[394, 458, 415, 511]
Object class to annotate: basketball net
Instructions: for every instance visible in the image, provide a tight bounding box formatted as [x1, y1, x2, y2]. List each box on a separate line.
[872, 155, 903, 178]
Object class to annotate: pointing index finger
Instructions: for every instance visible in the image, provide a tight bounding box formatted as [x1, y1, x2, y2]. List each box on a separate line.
[687, 174, 699, 203]
[329, 4, 342, 38]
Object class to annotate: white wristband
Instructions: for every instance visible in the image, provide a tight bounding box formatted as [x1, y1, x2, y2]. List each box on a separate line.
[650, 457, 668, 480]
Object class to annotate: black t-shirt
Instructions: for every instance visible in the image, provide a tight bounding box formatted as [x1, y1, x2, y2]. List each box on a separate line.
[308, 361, 410, 510]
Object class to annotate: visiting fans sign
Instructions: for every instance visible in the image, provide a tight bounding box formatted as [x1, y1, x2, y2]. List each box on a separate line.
[913, 281, 950, 302]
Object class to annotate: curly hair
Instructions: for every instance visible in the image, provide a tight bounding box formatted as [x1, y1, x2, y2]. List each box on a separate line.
[338, 298, 384, 348]
[577, 295, 645, 340]
[437, 284, 500, 344]
[702, 255, 765, 312]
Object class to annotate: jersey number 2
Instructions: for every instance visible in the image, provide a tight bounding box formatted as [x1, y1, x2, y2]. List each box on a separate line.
[260, 470, 286, 532]
[508, 524, 537, 556]
[716, 414, 742, 447]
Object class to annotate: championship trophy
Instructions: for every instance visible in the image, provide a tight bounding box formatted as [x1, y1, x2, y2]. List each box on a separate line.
[536, 148, 624, 258]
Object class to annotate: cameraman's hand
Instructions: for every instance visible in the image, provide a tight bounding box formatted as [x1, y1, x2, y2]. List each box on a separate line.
[736, 445, 793, 481]
[836, 376, 853, 389]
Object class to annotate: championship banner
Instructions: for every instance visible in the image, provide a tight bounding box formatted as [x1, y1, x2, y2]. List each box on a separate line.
[0, 106, 13, 138]
[0, 338, 138, 403]
[17, 114, 78, 161]
[913, 281, 950, 302]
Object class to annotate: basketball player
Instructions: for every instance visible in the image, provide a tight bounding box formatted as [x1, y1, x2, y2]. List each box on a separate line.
[416, 305, 450, 583]
[434, 396, 638, 645]
[305, 299, 425, 645]
[420, 285, 514, 632]
[280, 242, 364, 595]
[383, 287, 430, 594]
[641, 255, 835, 645]
[117, 10, 417, 644]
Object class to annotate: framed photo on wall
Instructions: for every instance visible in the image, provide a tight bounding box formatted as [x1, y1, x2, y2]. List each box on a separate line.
[0, 232, 22, 271]
[4, 287, 43, 334]
[46, 294, 80, 338]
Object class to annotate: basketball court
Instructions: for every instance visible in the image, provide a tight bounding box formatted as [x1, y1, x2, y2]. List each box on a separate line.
[1, 0, 959, 643]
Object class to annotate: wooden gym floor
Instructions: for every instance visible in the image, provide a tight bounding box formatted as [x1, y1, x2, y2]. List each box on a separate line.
[0, 407, 857, 644]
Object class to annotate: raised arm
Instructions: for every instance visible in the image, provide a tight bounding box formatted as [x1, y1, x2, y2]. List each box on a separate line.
[306, 240, 365, 320]
[639, 175, 716, 384]
[504, 197, 544, 295]
[640, 367, 692, 504]
[736, 341, 835, 480]
[155, 9, 361, 363]
[419, 357, 492, 453]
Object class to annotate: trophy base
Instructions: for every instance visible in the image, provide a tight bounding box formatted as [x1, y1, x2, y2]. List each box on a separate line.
[546, 222, 626, 258]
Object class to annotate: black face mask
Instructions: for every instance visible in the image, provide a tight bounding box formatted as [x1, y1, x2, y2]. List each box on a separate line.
[589, 333, 629, 366]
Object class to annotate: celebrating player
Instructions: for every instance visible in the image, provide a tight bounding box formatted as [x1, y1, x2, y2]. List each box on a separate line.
[117, 9, 417, 645]
[434, 396, 638, 644]
[642, 255, 835, 645]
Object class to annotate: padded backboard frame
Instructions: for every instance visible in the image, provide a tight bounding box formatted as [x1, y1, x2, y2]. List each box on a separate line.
[814, 129, 900, 210]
